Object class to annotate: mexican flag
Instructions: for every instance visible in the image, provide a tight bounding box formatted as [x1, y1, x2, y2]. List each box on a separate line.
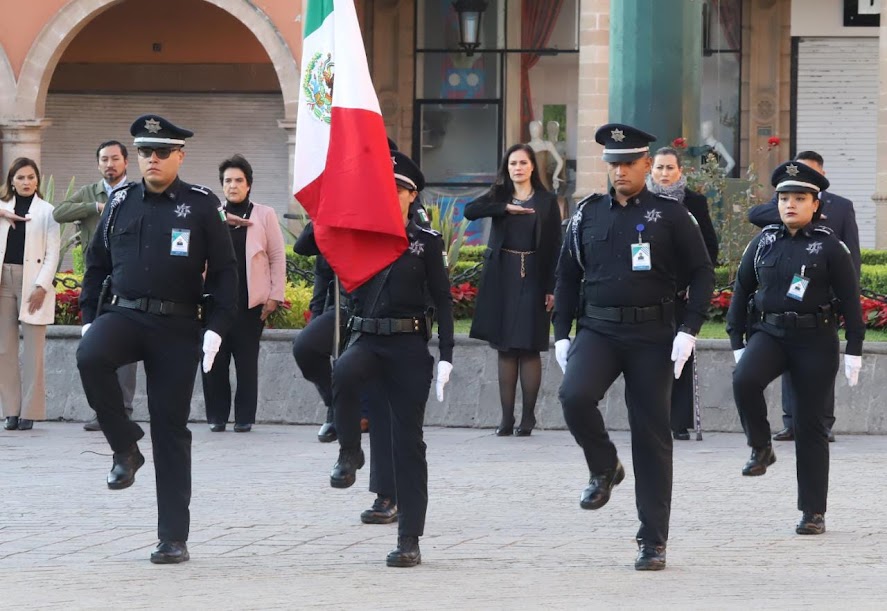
[292, 0, 407, 292]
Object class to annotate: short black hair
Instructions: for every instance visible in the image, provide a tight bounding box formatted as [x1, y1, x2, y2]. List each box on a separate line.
[652, 146, 682, 168]
[96, 140, 128, 161]
[795, 150, 824, 167]
[218, 154, 253, 186]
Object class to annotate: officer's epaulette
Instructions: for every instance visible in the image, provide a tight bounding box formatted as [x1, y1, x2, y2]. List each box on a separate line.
[575, 192, 605, 210]
[762, 223, 782, 232]
[190, 184, 211, 196]
[419, 226, 442, 237]
[110, 180, 137, 195]
[813, 225, 834, 236]
[652, 192, 679, 202]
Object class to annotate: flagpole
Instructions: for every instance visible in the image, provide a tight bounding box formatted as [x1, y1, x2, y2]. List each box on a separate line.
[333, 274, 341, 361]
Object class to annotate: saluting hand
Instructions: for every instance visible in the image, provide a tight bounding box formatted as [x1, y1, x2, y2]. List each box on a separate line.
[505, 203, 535, 215]
[225, 212, 253, 228]
[0, 209, 31, 228]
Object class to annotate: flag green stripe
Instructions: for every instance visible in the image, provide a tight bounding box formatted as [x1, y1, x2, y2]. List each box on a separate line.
[304, 0, 334, 39]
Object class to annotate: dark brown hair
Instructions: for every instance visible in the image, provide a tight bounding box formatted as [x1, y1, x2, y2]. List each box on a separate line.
[1, 157, 42, 201]
[488, 143, 547, 202]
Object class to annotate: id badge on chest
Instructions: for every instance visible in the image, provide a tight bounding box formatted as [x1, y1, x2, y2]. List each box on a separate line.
[631, 224, 651, 271]
[786, 265, 809, 301]
[171, 229, 191, 257]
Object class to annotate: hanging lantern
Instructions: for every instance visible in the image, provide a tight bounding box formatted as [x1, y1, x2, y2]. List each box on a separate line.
[452, 0, 488, 56]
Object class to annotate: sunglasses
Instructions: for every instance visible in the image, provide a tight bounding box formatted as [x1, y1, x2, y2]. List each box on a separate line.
[137, 147, 182, 160]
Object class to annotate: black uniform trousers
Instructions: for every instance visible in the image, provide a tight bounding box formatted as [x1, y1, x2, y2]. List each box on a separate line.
[202, 305, 264, 425]
[559, 325, 674, 546]
[76, 311, 200, 541]
[333, 333, 433, 537]
[781, 372, 837, 431]
[670, 299, 695, 433]
[733, 328, 837, 514]
[293, 309, 396, 499]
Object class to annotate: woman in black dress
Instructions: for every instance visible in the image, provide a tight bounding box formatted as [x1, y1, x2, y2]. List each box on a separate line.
[464, 144, 562, 436]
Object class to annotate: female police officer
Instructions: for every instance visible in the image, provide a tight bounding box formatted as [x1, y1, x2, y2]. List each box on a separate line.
[728, 161, 864, 536]
[328, 151, 454, 567]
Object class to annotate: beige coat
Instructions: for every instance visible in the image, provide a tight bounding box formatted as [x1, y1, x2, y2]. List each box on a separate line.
[0, 196, 61, 325]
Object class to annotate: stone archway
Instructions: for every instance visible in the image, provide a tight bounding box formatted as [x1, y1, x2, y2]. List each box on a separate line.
[0, 48, 16, 117]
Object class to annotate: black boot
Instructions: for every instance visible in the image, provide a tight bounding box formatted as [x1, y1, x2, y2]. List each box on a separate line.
[742, 445, 776, 476]
[318, 406, 337, 442]
[635, 539, 667, 571]
[330, 448, 365, 488]
[580, 461, 625, 510]
[150, 540, 190, 564]
[17, 419, 33, 431]
[796, 512, 825, 535]
[361, 495, 398, 524]
[107, 445, 145, 490]
[386, 536, 421, 567]
[4, 416, 18, 430]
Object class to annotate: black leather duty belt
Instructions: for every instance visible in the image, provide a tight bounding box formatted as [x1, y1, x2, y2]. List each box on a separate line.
[583, 302, 671, 323]
[763, 311, 831, 329]
[348, 316, 425, 335]
[109, 294, 199, 319]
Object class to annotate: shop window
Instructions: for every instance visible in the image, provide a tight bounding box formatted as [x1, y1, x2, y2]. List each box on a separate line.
[702, 0, 742, 177]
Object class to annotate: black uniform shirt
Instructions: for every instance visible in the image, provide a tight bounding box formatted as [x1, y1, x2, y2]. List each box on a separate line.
[351, 220, 455, 362]
[80, 178, 238, 335]
[553, 187, 714, 340]
[726, 223, 864, 355]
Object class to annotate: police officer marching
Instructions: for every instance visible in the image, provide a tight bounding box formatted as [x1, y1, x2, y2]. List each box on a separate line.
[728, 161, 864, 536]
[553, 123, 714, 571]
[76, 115, 237, 564]
[328, 150, 454, 567]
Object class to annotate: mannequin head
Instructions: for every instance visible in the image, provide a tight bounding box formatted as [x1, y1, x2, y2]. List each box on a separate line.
[528, 120, 543, 140]
[546, 120, 560, 142]
[701, 120, 714, 140]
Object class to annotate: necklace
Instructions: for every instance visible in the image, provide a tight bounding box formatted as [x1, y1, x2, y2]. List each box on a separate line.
[512, 190, 534, 205]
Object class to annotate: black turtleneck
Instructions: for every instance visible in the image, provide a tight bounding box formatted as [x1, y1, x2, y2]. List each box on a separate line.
[225, 198, 252, 311]
[3, 193, 34, 265]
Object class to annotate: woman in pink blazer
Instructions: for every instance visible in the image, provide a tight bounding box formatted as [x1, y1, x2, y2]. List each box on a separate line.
[0, 158, 61, 431]
[202, 155, 286, 432]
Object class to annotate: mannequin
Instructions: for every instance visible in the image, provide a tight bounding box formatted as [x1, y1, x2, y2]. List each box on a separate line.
[545, 120, 569, 218]
[526, 120, 564, 192]
[700, 120, 735, 174]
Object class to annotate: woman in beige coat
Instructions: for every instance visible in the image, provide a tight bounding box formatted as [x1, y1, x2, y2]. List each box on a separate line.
[0, 158, 60, 431]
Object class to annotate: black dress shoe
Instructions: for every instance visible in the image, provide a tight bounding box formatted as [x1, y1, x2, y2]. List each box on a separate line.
[233, 423, 252, 433]
[495, 421, 514, 437]
[514, 427, 533, 437]
[83, 418, 102, 432]
[580, 461, 625, 510]
[796, 512, 825, 535]
[209, 423, 226, 433]
[330, 448, 365, 488]
[150, 540, 190, 564]
[17, 419, 33, 430]
[672, 429, 690, 441]
[317, 421, 337, 443]
[635, 540, 667, 571]
[361, 495, 398, 524]
[4, 416, 18, 431]
[107, 445, 145, 490]
[827, 429, 836, 443]
[773, 427, 794, 441]
[386, 536, 421, 567]
[742, 445, 776, 476]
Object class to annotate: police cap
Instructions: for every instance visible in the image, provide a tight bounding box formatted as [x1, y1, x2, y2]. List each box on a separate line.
[130, 115, 194, 148]
[595, 123, 656, 163]
[392, 151, 425, 192]
[771, 161, 829, 194]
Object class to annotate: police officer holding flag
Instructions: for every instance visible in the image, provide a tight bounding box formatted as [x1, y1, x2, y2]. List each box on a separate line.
[553, 123, 714, 571]
[76, 115, 237, 564]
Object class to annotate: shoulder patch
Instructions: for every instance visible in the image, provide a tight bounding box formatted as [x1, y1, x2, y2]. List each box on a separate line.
[813, 225, 834, 236]
[762, 223, 781, 232]
[575, 193, 605, 209]
[419, 226, 441, 237]
[190, 184, 211, 195]
[652, 193, 679, 203]
[838, 239, 851, 254]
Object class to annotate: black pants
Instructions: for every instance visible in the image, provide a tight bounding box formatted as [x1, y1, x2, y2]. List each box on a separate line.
[781, 372, 836, 431]
[733, 329, 838, 513]
[76, 311, 200, 541]
[670, 299, 694, 433]
[202, 305, 264, 425]
[333, 333, 433, 537]
[558, 326, 673, 546]
[292, 309, 336, 407]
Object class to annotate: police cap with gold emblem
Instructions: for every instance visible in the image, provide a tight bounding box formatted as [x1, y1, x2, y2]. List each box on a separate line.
[595, 123, 657, 163]
[392, 151, 425, 192]
[771, 160, 830, 194]
[130, 115, 194, 148]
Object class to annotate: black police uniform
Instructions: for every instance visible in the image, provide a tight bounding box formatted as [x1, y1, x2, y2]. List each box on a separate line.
[748, 187, 861, 435]
[553, 124, 714, 564]
[76, 116, 237, 556]
[727, 161, 864, 530]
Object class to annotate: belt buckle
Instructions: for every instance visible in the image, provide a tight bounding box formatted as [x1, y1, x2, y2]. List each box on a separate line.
[783, 311, 798, 327]
[621, 308, 637, 323]
[158, 301, 172, 316]
[377, 319, 391, 335]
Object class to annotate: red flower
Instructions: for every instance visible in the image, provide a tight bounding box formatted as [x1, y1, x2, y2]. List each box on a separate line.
[303, 309, 312, 324]
[672, 137, 687, 150]
[767, 136, 781, 150]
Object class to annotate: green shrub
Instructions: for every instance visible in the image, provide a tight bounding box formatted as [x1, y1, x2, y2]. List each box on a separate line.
[860, 264, 887, 295]
[861, 249, 887, 266]
[265, 281, 314, 329]
[460, 245, 486, 263]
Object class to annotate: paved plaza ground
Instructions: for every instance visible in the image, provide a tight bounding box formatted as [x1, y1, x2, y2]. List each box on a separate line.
[1, 423, 886, 610]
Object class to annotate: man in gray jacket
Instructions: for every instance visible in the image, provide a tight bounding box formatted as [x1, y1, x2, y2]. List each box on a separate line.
[54, 140, 138, 430]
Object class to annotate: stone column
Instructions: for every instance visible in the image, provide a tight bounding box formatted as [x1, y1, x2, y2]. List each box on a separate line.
[874, 2, 887, 248]
[0, 119, 53, 172]
[575, 0, 610, 196]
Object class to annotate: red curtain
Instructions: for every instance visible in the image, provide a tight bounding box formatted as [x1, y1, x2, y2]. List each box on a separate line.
[715, 0, 741, 51]
[520, 0, 565, 142]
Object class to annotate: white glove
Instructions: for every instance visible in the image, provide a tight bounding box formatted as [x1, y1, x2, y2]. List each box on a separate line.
[555, 339, 571, 373]
[202, 330, 222, 373]
[733, 348, 745, 364]
[844, 354, 862, 387]
[671, 331, 697, 379]
[435, 361, 453, 401]
[81, 323, 92, 337]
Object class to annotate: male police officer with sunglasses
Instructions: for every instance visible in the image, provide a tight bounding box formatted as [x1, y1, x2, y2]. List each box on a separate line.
[76, 115, 237, 564]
